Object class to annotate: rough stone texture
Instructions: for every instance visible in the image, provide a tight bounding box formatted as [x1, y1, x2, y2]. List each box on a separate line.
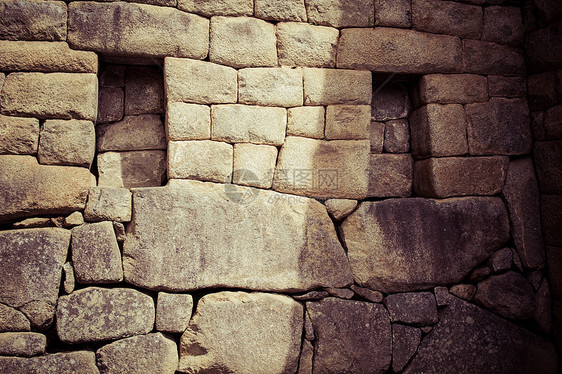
[297, 339, 313, 374]
[38, 119, 95, 168]
[451, 284, 475, 301]
[543, 104, 562, 140]
[211, 105, 286, 146]
[84, 187, 132, 223]
[0, 41, 98, 73]
[384, 292, 438, 326]
[56, 287, 154, 344]
[349, 285, 383, 303]
[168, 141, 233, 183]
[307, 298, 391, 373]
[384, 119, 410, 153]
[325, 288, 354, 300]
[482, 6, 523, 45]
[0, 156, 92, 223]
[97, 87, 123, 124]
[534, 141, 562, 194]
[0, 115, 39, 155]
[303, 68, 372, 105]
[324, 199, 357, 221]
[97, 150, 166, 188]
[463, 39, 525, 76]
[123, 179, 353, 292]
[113, 222, 126, 243]
[392, 325, 421, 373]
[489, 248, 513, 273]
[305, 0, 374, 28]
[341, 197, 509, 292]
[415, 74, 488, 105]
[69, 1, 209, 59]
[535, 278, 553, 333]
[64, 212, 84, 228]
[544, 196, 562, 247]
[412, 0, 482, 39]
[100, 65, 125, 88]
[63, 262, 75, 294]
[337, 28, 462, 74]
[97, 333, 178, 374]
[374, 0, 411, 28]
[0, 332, 45, 357]
[156, 292, 193, 333]
[96, 115, 165, 152]
[372, 83, 411, 121]
[488, 76, 526, 98]
[12, 218, 53, 229]
[238, 68, 303, 107]
[528, 72, 557, 111]
[0, 351, 99, 374]
[414, 156, 508, 198]
[71, 222, 123, 284]
[325, 105, 370, 140]
[434, 287, 450, 306]
[0, 304, 30, 332]
[526, 21, 562, 74]
[404, 297, 558, 374]
[466, 98, 532, 155]
[166, 102, 210, 141]
[178, 0, 252, 16]
[124, 66, 164, 115]
[287, 106, 325, 139]
[233, 143, 277, 189]
[0, 73, 98, 121]
[209, 17, 277, 68]
[274, 137, 370, 199]
[256, 0, 306, 21]
[179, 292, 302, 374]
[277, 22, 338, 67]
[368, 154, 413, 198]
[0, 0, 67, 41]
[370, 121, 385, 153]
[547, 246, 562, 299]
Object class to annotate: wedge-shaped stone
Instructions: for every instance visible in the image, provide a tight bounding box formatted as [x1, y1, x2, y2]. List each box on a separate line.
[463, 39, 525, 76]
[0, 0, 66, 41]
[412, 0, 483, 39]
[68, 2, 209, 59]
[0, 351, 99, 374]
[97, 150, 166, 188]
[305, 0, 374, 28]
[0, 332, 45, 357]
[168, 140, 233, 183]
[415, 74, 488, 105]
[178, 0, 252, 16]
[96, 115, 166, 152]
[338, 28, 462, 73]
[341, 197, 510, 292]
[277, 22, 338, 67]
[239, 68, 303, 107]
[123, 179, 353, 291]
[303, 68, 372, 105]
[0, 115, 39, 155]
[179, 292, 302, 374]
[256, 0, 307, 22]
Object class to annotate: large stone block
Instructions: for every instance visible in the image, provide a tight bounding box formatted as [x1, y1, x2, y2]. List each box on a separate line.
[156, 293, 193, 333]
[303, 68, 372, 105]
[325, 105, 370, 140]
[166, 102, 210, 141]
[177, 0, 252, 16]
[534, 141, 562, 194]
[374, 0, 411, 28]
[463, 39, 525, 76]
[0, 115, 39, 155]
[368, 154, 413, 198]
[287, 106, 325, 139]
[0, 0, 66, 41]
[482, 6, 523, 45]
[371, 83, 411, 121]
[255, 0, 307, 22]
[488, 76, 526, 98]
[68, 1, 209, 58]
[415, 74, 488, 105]
[96, 115, 166, 152]
[0, 332, 45, 357]
[277, 22, 338, 67]
[384, 292, 438, 326]
[341, 197, 509, 292]
[305, 0, 374, 28]
[392, 325, 421, 372]
[412, 0, 482, 39]
[84, 187, 132, 223]
[123, 179, 353, 291]
[338, 28, 462, 73]
[168, 140, 233, 183]
[38, 119, 95, 168]
[124, 66, 164, 115]
[0, 351, 99, 374]
[97, 150, 166, 188]
[238, 68, 303, 107]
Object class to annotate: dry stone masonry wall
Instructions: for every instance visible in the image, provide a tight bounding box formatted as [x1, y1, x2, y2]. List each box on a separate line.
[0, 0, 561, 373]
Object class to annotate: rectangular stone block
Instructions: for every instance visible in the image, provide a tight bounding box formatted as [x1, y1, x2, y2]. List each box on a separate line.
[368, 154, 413, 198]
[0, 332, 46, 357]
[38, 119, 95, 168]
[0, 115, 39, 155]
[412, 0, 483, 39]
[211, 105, 287, 146]
[303, 68, 372, 105]
[97, 150, 166, 188]
[69, 1, 209, 59]
[375, 0, 411, 28]
[156, 293, 193, 334]
[84, 187, 132, 223]
[167, 102, 211, 141]
[534, 141, 562, 194]
[488, 76, 526, 98]
[168, 140, 233, 183]
[415, 74, 488, 105]
[165, 57, 237, 104]
[384, 119, 410, 153]
[0, 351, 99, 374]
[239, 68, 303, 107]
[338, 28, 462, 74]
[0, 72, 98, 121]
[325, 105, 370, 140]
[287, 106, 325, 139]
[305, 0, 374, 28]
[96, 115, 166, 152]
[178, 0, 252, 16]
[482, 6, 523, 46]
[124, 66, 164, 115]
[97, 87, 124, 124]
[233, 143, 278, 189]
[0, 0, 67, 41]
[463, 39, 525, 76]
[255, 0, 307, 22]
[370, 121, 385, 153]
[372, 83, 411, 121]
[277, 22, 339, 67]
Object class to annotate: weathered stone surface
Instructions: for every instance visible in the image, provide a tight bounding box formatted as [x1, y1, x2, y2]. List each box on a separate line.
[123, 179, 353, 291]
[166, 102, 210, 141]
[528, 71, 557, 111]
[38, 119, 95, 168]
[374, 0, 411, 28]
[97, 150, 166, 188]
[211, 105, 286, 146]
[416, 74, 488, 105]
[0, 73, 98, 121]
[233, 143, 277, 189]
[210, 17, 277, 68]
[341, 197, 509, 292]
[488, 248, 512, 273]
[97, 87, 123, 124]
[97, 333, 178, 374]
[543, 104, 562, 140]
[324, 199, 357, 221]
[526, 21, 562, 74]
[325, 105, 370, 140]
[297, 340, 313, 374]
[482, 6, 523, 45]
[287, 106, 325, 139]
[404, 297, 558, 374]
[370, 121, 385, 153]
[349, 285, 383, 303]
[466, 98, 532, 155]
[179, 292, 302, 374]
[178, 0, 252, 16]
[57, 287, 154, 344]
[547, 246, 562, 299]
[412, 0, 482, 39]
[64, 212, 84, 228]
[488, 76, 526, 98]
[71, 222, 123, 284]
[239, 68, 303, 107]
[0, 332, 45, 357]
[84, 187, 132, 223]
[0, 0, 66, 41]
[124, 66, 164, 115]
[277, 22, 338, 67]
[274, 137, 370, 199]
[543, 195, 562, 247]
[169, 141, 233, 183]
[303, 68, 372, 105]
[165, 57, 237, 104]
[307, 298, 391, 373]
[0, 156, 92, 223]
[96, 115, 165, 152]
[69, 2, 209, 59]
[504, 158, 545, 269]
[305, 0, 374, 28]
[0, 351, 99, 374]
[12, 218, 52, 229]
[0, 115, 39, 155]
[156, 293, 193, 333]
[434, 286, 450, 306]
[62, 262, 75, 294]
[368, 154, 413, 198]
[535, 278, 553, 333]
[293, 291, 329, 301]
[381, 120, 409, 154]
[535, 141, 562, 194]
[384, 292, 438, 326]
[463, 39, 525, 76]
[325, 288, 354, 299]
[0, 304, 30, 332]
[100, 65, 125, 88]
[392, 325, 421, 372]
[113, 222, 126, 242]
[372, 83, 411, 121]
[338, 28, 462, 73]
[256, 0, 306, 21]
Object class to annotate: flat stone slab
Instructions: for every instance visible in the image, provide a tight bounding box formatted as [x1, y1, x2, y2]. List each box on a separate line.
[123, 179, 353, 292]
[0, 332, 46, 357]
[0, 351, 99, 374]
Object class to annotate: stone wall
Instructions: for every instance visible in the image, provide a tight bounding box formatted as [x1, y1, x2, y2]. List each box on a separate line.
[0, 0, 560, 372]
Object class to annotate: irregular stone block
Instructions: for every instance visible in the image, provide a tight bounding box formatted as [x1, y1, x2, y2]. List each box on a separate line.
[384, 119, 410, 153]
[372, 83, 411, 121]
[179, 292, 302, 373]
[368, 154, 413, 198]
[169, 140, 233, 183]
[0, 304, 30, 332]
[488, 248, 513, 273]
[0, 72, 98, 121]
[349, 285, 383, 303]
[84, 187, 132, 223]
[156, 293, 193, 333]
[38, 119, 95, 168]
[97, 333, 178, 374]
[177, 0, 252, 16]
[0, 115, 39, 155]
[69, 2, 209, 58]
[97, 87, 123, 124]
[528, 71, 557, 111]
[412, 0, 482, 39]
[303, 68, 372, 105]
[277, 22, 338, 67]
[256, 0, 306, 22]
[341, 197, 510, 292]
[466, 98, 532, 155]
[434, 287, 450, 306]
[392, 325, 421, 372]
[0, 351, 99, 374]
[324, 199, 357, 221]
[62, 262, 75, 294]
[97, 150, 166, 188]
[414, 156, 509, 198]
[96, 115, 165, 152]
[274, 137, 370, 199]
[167, 102, 210, 141]
[338, 28, 462, 73]
[64, 212, 84, 228]
[125, 66, 164, 115]
[307, 298, 391, 373]
[482, 6, 523, 45]
[374, 0, 411, 28]
[209, 16, 277, 68]
[488, 76, 526, 98]
[370, 121, 385, 153]
[534, 141, 562, 194]
[287, 106, 325, 139]
[12, 218, 53, 229]
[325, 105, 370, 140]
[0, 332, 45, 357]
[415, 74, 488, 105]
[0, 156, 92, 223]
[238, 68, 303, 107]
[233, 143, 277, 189]
[534, 278, 553, 334]
[165, 57, 237, 104]
[463, 39, 525, 76]
[384, 292, 438, 326]
[305, 0, 374, 28]
[123, 179, 353, 291]
[0, 0, 66, 41]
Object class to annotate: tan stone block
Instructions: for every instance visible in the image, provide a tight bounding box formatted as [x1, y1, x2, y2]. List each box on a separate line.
[412, 0, 483, 39]
[233, 143, 277, 188]
[463, 39, 525, 76]
[277, 22, 338, 67]
[0, 115, 39, 155]
[178, 0, 252, 16]
[305, 0, 374, 27]
[167, 102, 210, 141]
[239, 67, 303, 107]
[370, 121, 385, 153]
[303, 68, 372, 105]
[416, 74, 488, 105]
[210, 16, 277, 68]
[287, 106, 325, 139]
[0, 332, 45, 357]
[97, 87, 123, 124]
[84, 187, 132, 223]
[374, 0, 411, 28]
[324, 199, 357, 221]
[97, 150, 166, 188]
[325, 105, 370, 140]
[255, 0, 307, 22]
[156, 293, 193, 333]
[0, 0, 67, 41]
[488, 76, 526, 98]
[482, 6, 523, 46]
[368, 154, 413, 198]
[125, 66, 164, 115]
[0, 304, 30, 332]
[0, 351, 98, 373]
[96, 115, 165, 152]
[168, 140, 233, 183]
[543, 195, 562, 247]
[38, 119, 95, 168]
